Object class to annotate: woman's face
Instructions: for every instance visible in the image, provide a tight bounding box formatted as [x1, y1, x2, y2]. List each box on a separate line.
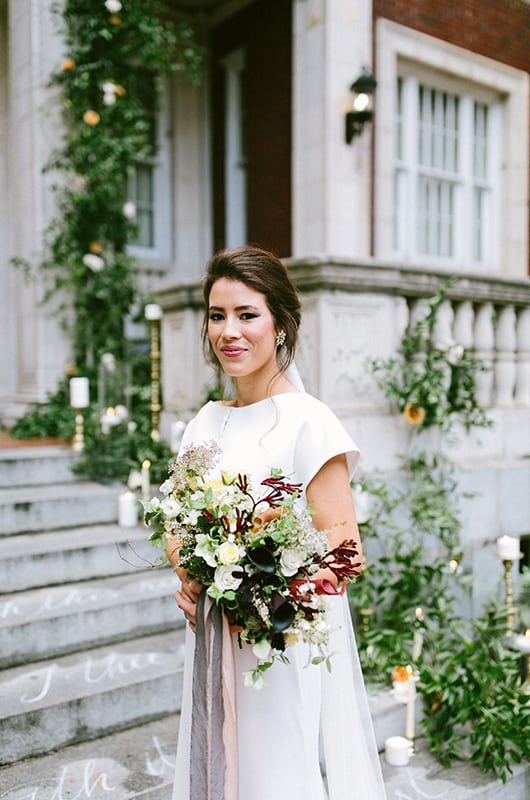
[207, 278, 278, 382]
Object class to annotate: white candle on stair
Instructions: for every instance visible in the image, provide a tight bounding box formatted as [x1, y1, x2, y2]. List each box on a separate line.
[118, 491, 138, 528]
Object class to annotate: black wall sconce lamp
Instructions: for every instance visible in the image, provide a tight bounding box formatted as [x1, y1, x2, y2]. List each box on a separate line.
[345, 71, 377, 143]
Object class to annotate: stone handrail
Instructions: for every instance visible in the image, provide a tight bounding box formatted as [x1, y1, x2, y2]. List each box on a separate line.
[157, 258, 530, 417]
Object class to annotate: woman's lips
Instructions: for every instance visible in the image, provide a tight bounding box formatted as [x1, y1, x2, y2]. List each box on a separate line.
[220, 346, 246, 357]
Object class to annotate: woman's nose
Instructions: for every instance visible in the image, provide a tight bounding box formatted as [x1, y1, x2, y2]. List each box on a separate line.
[221, 315, 240, 338]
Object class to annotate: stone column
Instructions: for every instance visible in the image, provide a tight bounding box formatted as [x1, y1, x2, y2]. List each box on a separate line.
[291, 0, 373, 258]
[3, 0, 69, 419]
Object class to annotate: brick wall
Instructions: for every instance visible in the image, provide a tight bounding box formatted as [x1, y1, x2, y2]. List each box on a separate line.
[373, 0, 529, 71]
[211, 0, 292, 258]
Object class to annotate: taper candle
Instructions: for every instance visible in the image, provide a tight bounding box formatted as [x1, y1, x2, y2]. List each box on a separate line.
[141, 459, 151, 499]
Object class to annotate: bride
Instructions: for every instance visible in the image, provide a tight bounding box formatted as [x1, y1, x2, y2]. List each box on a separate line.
[167, 245, 387, 799]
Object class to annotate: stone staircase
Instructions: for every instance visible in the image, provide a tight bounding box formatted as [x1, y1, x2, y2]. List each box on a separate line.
[0, 445, 185, 797]
[0, 446, 527, 800]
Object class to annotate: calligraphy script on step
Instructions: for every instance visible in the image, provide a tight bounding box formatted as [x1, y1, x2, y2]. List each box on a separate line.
[5, 649, 177, 705]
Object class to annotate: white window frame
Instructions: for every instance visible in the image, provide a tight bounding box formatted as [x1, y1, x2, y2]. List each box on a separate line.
[127, 79, 172, 262]
[375, 19, 529, 276]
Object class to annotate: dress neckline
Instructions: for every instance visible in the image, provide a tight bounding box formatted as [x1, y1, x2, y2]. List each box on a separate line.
[211, 391, 303, 411]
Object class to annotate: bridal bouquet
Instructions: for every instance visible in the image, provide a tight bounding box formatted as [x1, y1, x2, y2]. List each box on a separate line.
[143, 440, 361, 686]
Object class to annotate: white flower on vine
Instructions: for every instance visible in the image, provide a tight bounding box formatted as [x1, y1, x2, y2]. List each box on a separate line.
[82, 253, 104, 272]
[105, 0, 122, 12]
[122, 201, 136, 219]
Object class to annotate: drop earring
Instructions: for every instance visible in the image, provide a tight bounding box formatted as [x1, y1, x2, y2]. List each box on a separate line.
[275, 330, 286, 348]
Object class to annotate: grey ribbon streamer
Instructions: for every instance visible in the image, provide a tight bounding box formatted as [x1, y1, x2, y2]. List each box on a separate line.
[190, 591, 227, 799]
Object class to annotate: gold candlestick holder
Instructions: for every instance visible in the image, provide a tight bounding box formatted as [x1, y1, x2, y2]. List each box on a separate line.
[502, 559, 518, 636]
[72, 411, 85, 452]
[149, 317, 161, 441]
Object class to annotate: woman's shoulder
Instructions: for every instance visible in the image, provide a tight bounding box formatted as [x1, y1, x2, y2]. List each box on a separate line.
[277, 391, 339, 419]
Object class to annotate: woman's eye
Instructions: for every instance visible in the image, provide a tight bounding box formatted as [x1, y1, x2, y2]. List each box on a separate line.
[240, 312, 258, 320]
[209, 313, 224, 321]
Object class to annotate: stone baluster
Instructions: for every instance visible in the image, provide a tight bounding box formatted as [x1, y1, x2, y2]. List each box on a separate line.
[432, 300, 455, 347]
[453, 301, 474, 350]
[494, 305, 517, 406]
[408, 298, 429, 331]
[514, 307, 530, 406]
[473, 303, 494, 407]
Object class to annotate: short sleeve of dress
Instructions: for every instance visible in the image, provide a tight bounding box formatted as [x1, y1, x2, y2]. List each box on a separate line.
[292, 397, 360, 492]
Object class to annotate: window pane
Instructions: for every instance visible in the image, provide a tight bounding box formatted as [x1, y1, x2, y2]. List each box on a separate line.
[417, 176, 454, 257]
[418, 86, 459, 172]
[473, 103, 488, 180]
[129, 163, 154, 248]
[396, 78, 404, 160]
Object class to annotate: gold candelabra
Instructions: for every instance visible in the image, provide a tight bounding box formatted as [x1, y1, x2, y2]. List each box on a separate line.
[72, 412, 85, 452]
[69, 377, 89, 452]
[145, 304, 162, 441]
[503, 559, 516, 635]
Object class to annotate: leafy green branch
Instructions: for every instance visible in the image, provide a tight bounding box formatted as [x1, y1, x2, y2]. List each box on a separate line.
[370, 281, 491, 432]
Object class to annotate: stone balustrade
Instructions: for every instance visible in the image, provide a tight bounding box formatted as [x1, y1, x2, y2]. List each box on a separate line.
[157, 257, 530, 415]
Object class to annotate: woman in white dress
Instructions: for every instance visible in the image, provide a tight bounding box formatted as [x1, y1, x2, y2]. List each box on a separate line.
[169, 246, 386, 800]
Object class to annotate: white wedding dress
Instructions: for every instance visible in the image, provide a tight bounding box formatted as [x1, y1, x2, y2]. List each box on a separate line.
[172, 393, 387, 800]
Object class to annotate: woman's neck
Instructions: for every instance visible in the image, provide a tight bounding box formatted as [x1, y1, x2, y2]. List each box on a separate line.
[232, 373, 297, 407]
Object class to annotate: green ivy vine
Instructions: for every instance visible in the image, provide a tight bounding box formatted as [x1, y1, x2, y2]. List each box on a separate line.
[16, 0, 203, 371]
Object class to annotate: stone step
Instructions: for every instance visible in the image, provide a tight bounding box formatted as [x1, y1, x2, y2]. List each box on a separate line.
[0, 523, 159, 592]
[0, 481, 124, 535]
[0, 630, 186, 767]
[0, 714, 179, 800]
[0, 445, 79, 488]
[0, 713, 526, 800]
[0, 570, 183, 669]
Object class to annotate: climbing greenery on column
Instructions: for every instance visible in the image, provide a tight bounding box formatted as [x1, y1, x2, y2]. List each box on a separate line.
[40, 0, 203, 369]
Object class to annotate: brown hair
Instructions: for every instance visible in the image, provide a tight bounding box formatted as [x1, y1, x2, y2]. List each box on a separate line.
[201, 245, 301, 373]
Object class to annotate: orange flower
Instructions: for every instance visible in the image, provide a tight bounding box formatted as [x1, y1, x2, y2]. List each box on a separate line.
[251, 506, 286, 532]
[391, 665, 410, 682]
[89, 241, 102, 254]
[403, 403, 426, 426]
[62, 57, 75, 71]
[109, 15, 122, 25]
[83, 110, 100, 126]
[114, 84, 126, 97]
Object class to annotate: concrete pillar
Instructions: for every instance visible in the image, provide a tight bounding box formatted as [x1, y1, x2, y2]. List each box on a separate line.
[3, 0, 70, 420]
[292, 0, 373, 258]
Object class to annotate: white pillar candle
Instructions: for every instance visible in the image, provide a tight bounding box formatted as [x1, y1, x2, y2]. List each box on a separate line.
[101, 407, 121, 434]
[514, 630, 530, 654]
[141, 460, 151, 499]
[145, 303, 162, 321]
[69, 377, 89, 408]
[118, 491, 138, 528]
[412, 607, 424, 661]
[497, 535, 520, 561]
[405, 670, 416, 741]
[385, 736, 410, 767]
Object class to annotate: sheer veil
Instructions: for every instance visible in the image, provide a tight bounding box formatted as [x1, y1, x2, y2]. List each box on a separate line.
[285, 361, 306, 392]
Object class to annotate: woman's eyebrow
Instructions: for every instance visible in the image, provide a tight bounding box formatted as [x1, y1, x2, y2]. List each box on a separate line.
[208, 304, 260, 312]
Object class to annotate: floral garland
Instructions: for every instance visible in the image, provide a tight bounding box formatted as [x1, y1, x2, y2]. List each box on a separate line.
[35, 0, 202, 370]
